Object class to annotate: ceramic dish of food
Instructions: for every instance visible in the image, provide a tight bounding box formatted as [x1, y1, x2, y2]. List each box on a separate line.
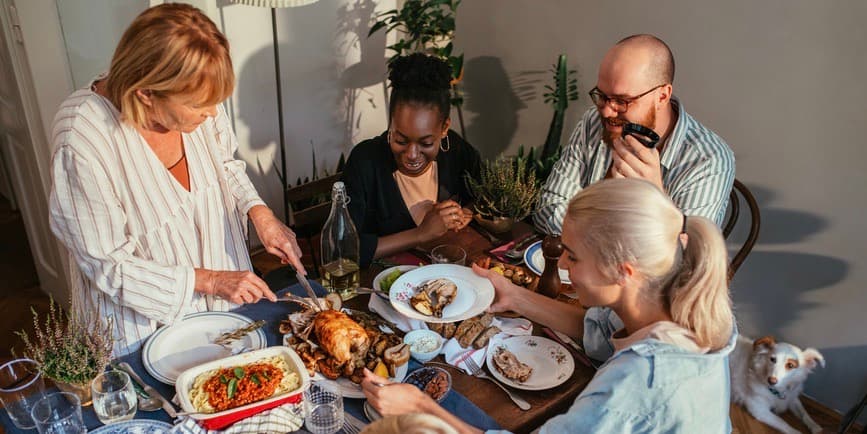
[281, 326, 409, 400]
[143, 312, 268, 385]
[402, 366, 451, 402]
[89, 420, 172, 434]
[175, 346, 310, 430]
[485, 336, 574, 391]
[389, 264, 494, 323]
[372, 265, 418, 300]
[403, 329, 444, 363]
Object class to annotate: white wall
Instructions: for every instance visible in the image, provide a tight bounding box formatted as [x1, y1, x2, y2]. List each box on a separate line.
[27, 0, 867, 423]
[454, 0, 867, 421]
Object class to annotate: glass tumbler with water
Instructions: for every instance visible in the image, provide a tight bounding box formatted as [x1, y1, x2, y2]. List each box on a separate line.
[30, 392, 86, 434]
[304, 381, 344, 434]
[91, 370, 137, 425]
[0, 358, 45, 429]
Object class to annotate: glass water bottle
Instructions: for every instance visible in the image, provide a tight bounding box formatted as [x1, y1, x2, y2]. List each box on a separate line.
[320, 181, 360, 300]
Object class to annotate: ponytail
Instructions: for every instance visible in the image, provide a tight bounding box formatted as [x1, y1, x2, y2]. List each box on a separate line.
[668, 217, 733, 350]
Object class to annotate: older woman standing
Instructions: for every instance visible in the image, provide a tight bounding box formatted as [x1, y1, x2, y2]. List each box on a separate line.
[49, 4, 305, 355]
[362, 179, 736, 433]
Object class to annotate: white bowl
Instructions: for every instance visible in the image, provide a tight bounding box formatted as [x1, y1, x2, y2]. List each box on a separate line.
[404, 329, 444, 363]
[372, 265, 418, 298]
[174, 346, 310, 430]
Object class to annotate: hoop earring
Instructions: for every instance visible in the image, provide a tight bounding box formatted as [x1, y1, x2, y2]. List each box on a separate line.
[440, 135, 451, 152]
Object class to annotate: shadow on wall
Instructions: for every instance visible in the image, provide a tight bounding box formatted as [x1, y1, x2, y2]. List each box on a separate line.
[462, 56, 528, 158]
[805, 344, 867, 427]
[727, 183, 848, 334]
[234, 0, 346, 201]
[336, 0, 389, 145]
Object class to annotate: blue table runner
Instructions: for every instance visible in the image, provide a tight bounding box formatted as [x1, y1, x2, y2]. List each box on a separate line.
[1, 282, 499, 432]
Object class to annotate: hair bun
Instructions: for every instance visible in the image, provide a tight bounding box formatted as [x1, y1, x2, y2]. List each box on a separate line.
[388, 53, 452, 91]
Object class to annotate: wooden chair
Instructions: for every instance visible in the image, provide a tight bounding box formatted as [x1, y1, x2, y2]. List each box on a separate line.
[283, 173, 342, 277]
[723, 178, 761, 280]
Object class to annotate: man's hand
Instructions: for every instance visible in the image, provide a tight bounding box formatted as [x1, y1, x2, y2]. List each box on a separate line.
[609, 136, 664, 191]
[248, 205, 306, 275]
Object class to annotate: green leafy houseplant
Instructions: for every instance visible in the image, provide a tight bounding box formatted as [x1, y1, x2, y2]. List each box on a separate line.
[368, 0, 463, 82]
[517, 54, 579, 184]
[15, 299, 113, 403]
[466, 157, 539, 232]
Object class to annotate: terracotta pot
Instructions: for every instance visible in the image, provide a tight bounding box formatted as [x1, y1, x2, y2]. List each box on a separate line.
[473, 214, 516, 234]
[55, 379, 93, 407]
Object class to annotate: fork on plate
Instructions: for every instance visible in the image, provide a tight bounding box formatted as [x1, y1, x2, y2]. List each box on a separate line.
[458, 358, 532, 411]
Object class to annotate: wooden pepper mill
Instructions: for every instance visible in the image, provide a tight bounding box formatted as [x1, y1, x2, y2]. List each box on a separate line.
[537, 235, 564, 298]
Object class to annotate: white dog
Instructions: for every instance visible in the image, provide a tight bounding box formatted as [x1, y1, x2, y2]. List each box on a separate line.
[730, 335, 825, 434]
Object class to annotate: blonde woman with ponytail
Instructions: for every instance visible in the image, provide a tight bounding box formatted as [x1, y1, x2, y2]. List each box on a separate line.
[362, 179, 736, 434]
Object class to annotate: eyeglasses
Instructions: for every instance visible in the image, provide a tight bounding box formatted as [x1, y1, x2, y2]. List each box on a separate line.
[588, 84, 665, 113]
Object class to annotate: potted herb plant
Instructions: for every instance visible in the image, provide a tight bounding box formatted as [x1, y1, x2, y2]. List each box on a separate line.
[15, 299, 113, 406]
[466, 157, 540, 233]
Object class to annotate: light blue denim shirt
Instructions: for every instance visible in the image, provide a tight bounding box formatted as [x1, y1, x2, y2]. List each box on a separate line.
[487, 307, 737, 434]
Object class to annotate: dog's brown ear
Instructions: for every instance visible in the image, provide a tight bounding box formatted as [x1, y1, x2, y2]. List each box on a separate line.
[753, 336, 776, 351]
[802, 348, 825, 369]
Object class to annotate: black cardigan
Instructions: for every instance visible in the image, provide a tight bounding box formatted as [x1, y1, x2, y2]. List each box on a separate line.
[341, 130, 481, 267]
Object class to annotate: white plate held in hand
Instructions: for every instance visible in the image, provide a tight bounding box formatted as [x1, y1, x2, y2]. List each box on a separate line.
[389, 264, 495, 323]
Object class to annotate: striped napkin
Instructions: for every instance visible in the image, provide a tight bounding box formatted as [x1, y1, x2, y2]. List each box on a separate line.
[168, 403, 304, 434]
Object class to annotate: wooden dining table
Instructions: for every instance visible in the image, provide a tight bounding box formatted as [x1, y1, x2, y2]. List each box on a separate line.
[349, 222, 597, 434]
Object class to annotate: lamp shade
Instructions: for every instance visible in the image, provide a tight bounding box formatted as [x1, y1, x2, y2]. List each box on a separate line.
[228, 0, 319, 7]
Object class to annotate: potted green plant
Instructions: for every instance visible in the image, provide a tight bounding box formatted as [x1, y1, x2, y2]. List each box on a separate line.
[466, 157, 540, 233]
[15, 299, 113, 406]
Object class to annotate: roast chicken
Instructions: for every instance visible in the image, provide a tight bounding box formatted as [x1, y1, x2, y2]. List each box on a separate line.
[313, 309, 370, 365]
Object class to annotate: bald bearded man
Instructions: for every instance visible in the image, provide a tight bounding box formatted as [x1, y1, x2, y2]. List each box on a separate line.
[534, 34, 735, 235]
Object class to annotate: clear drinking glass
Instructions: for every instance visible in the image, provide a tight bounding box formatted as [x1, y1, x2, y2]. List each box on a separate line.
[30, 392, 86, 434]
[303, 381, 343, 434]
[430, 244, 467, 266]
[0, 358, 45, 429]
[91, 370, 136, 425]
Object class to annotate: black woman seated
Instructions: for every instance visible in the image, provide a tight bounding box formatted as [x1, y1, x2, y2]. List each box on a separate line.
[342, 53, 481, 267]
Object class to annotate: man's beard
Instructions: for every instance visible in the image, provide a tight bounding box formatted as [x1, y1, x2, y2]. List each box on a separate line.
[602, 107, 656, 147]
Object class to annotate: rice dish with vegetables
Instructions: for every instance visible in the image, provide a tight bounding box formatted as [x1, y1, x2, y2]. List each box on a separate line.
[188, 356, 300, 413]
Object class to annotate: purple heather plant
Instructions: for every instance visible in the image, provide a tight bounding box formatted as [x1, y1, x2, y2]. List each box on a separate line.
[15, 298, 113, 386]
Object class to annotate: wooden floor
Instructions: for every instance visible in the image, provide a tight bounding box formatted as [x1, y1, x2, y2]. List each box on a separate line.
[0, 196, 859, 433]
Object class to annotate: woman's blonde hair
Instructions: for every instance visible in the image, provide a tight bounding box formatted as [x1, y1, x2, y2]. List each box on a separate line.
[564, 179, 733, 350]
[104, 3, 234, 128]
[361, 413, 458, 434]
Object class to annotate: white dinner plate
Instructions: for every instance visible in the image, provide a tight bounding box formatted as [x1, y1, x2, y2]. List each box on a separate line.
[486, 335, 574, 391]
[372, 265, 418, 301]
[142, 312, 268, 385]
[89, 419, 172, 433]
[523, 240, 573, 286]
[389, 264, 495, 323]
[281, 334, 407, 399]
